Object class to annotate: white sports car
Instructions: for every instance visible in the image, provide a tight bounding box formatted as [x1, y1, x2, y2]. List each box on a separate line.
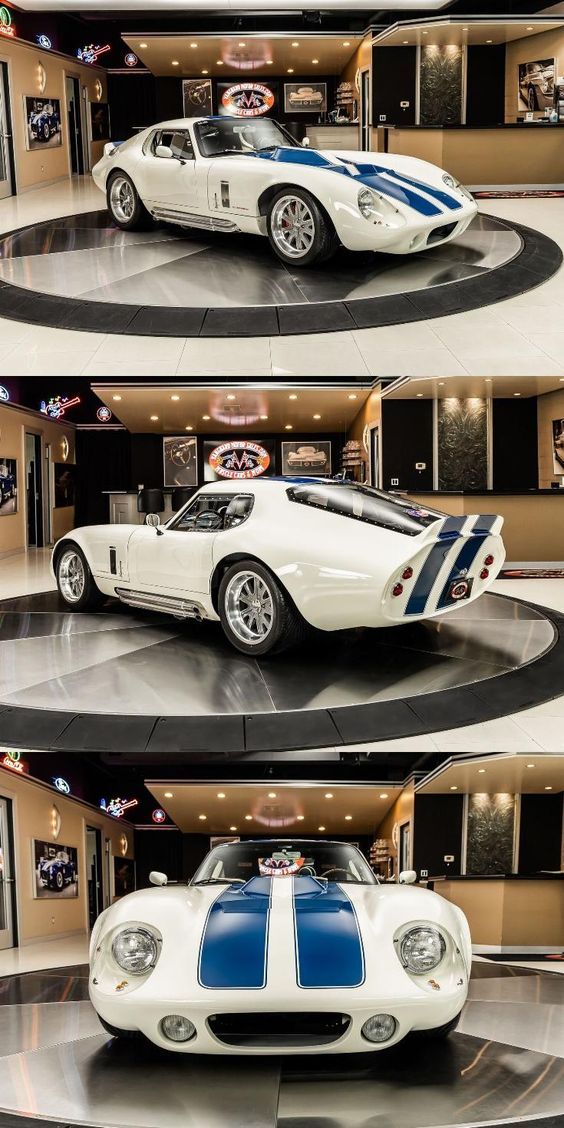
[92, 116, 478, 267]
[89, 838, 471, 1054]
[52, 478, 505, 657]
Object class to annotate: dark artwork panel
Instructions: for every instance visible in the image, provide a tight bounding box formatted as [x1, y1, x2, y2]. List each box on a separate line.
[420, 45, 463, 126]
[54, 462, 76, 508]
[90, 103, 110, 142]
[114, 857, 136, 898]
[437, 397, 487, 491]
[466, 793, 516, 875]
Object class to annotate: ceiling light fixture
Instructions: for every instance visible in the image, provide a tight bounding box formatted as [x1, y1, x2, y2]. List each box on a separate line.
[217, 60, 224, 65]
[325, 792, 333, 799]
[287, 68, 294, 74]
[170, 394, 180, 401]
[343, 41, 350, 47]
[266, 60, 273, 65]
[185, 425, 193, 431]
[292, 41, 299, 47]
[379, 793, 388, 800]
[112, 395, 122, 401]
[198, 814, 207, 821]
[527, 763, 535, 768]
[545, 786, 553, 791]
[268, 792, 277, 799]
[164, 792, 173, 799]
[244, 814, 252, 821]
[285, 424, 293, 430]
[312, 58, 319, 64]
[139, 42, 148, 49]
[345, 814, 352, 821]
[297, 815, 305, 821]
[230, 826, 237, 831]
[513, 392, 521, 397]
[260, 414, 268, 420]
[190, 42, 198, 48]
[478, 768, 486, 773]
[217, 792, 226, 799]
[226, 394, 236, 400]
[239, 41, 246, 47]
[313, 414, 321, 420]
[289, 393, 298, 400]
[202, 414, 210, 420]
[150, 415, 159, 421]
[318, 825, 326, 831]
[348, 393, 357, 400]
[450, 785, 458, 791]
[172, 60, 179, 66]
[202, 69, 208, 74]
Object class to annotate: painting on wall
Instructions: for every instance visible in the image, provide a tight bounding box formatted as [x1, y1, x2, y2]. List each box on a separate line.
[552, 419, 564, 474]
[54, 462, 76, 508]
[33, 840, 78, 899]
[0, 457, 17, 516]
[24, 96, 62, 151]
[465, 794, 516, 875]
[114, 857, 135, 898]
[284, 82, 327, 113]
[518, 59, 555, 114]
[437, 397, 488, 491]
[163, 436, 197, 488]
[281, 440, 332, 476]
[90, 102, 110, 141]
[419, 46, 463, 126]
[183, 78, 213, 117]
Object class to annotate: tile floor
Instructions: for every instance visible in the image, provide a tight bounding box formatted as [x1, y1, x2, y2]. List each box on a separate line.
[0, 179, 564, 377]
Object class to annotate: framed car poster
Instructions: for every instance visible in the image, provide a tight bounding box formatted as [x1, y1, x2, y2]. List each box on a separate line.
[282, 440, 331, 477]
[163, 435, 198, 488]
[552, 419, 564, 474]
[518, 58, 555, 114]
[183, 78, 213, 117]
[284, 82, 327, 113]
[90, 102, 110, 142]
[24, 96, 62, 151]
[33, 840, 78, 899]
[0, 456, 17, 516]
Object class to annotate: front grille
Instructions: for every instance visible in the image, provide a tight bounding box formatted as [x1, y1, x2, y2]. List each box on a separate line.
[427, 222, 457, 245]
[208, 1012, 351, 1047]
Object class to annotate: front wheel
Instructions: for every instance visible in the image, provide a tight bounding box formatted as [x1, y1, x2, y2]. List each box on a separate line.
[56, 544, 105, 612]
[218, 560, 309, 657]
[107, 172, 152, 231]
[266, 188, 337, 267]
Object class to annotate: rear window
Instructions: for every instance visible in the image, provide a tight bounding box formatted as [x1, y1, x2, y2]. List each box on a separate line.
[286, 482, 444, 537]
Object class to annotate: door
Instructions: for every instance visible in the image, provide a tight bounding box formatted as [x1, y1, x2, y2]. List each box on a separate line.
[127, 521, 217, 596]
[399, 822, 411, 873]
[86, 827, 103, 930]
[0, 798, 15, 950]
[0, 61, 13, 199]
[66, 75, 84, 175]
[360, 68, 371, 152]
[26, 433, 44, 549]
[371, 426, 380, 488]
[138, 128, 198, 213]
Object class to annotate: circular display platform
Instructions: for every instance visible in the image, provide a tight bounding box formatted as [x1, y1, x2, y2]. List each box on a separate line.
[0, 210, 560, 336]
[0, 961, 562, 1128]
[0, 590, 562, 758]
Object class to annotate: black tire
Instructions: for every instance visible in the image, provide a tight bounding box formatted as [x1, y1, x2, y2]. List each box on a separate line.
[266, 187, 337, 267]
[55, 871, 64, 890]
[55, 543, 105, 612]
[107, 171, 153, 232]
[411, 1011, 462, 1040]
[97, 1015, 143, 1041]
[218, 559, 310, 657]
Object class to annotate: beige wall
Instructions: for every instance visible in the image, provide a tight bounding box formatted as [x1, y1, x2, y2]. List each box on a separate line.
[0, 402, 75, 556]
[505, 27, 564, 121]
[436, 878, 564, 947]
[407, 492, 564, 561]
[374, 782, 415, 874]
[347, 389, 382, 448]
[0, 36, 107, 191]
[386, 126, 564, 186]
[0, 767, 134, 944]
[538, 388, 564, 489]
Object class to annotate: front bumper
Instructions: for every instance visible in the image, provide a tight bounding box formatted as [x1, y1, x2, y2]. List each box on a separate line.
[335, 198, 477, 254]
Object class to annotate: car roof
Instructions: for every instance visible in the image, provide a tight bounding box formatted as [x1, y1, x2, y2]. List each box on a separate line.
[199, 477, 348, 494]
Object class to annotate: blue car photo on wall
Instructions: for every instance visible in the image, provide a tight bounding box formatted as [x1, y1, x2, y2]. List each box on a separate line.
[33, 841, 78, 899]
[24, 96, 62, 150]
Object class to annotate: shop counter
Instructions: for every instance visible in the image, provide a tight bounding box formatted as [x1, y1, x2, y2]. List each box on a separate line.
[404, 491, 564, 562]
[376, 123, 564, 186]
[428, 874, 564, 952]
[306, 123, 360, 151]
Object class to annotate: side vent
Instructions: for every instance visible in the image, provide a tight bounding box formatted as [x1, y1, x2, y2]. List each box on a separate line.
[109, 547, 117, 575]
[221, 181, 230, 208]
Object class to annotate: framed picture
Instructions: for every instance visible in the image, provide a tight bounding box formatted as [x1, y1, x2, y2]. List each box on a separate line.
[183, 78, 213, 117]
[552, 419, 564, 474]
[114, 856, 135, 899]
[33, 840, 78, 899]
[90, 102, 110, 142]
[284, 82, 327, 114]
[204, 438, 275, 482]
[518, 59, 555, 114]
[281, 440, 331, 477]
[54, 462, 76, 508]
[217, 81, 277, 118]
[24, 96, 62, 151]
[0, 457, 17, 516]
[163, 435, 198, 488]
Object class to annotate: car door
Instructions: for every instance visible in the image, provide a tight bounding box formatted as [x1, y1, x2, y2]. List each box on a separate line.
[136, 128, 199, 215]
[126, 494, 234, 596]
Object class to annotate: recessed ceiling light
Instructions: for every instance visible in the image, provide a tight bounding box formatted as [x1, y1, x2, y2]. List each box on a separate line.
[229, 825, 237, 831]
[416, 393, 423, 397]
[244, 814, 252, 821]
[438, 382, 445, 386]
[112, 395, 122, 401]
[260, 414, 268, 420]
[202, 69, 208, 75]
[217, 792, 226, 799]
[164, 791, 173, 798]
[527, 26, 534, 31]
[190, 42, 198, 48]
[268, 791, 277, 799]
[226, 394, 236, 401]
[170, 394, 180, 401]
[527, 763, 535, 768]
[289, 393, 298, 400]
[450, 785, 458, 791]
[292, 41, 299, 47]
[172, 60, 179, 66]
[239, 41, 246, 47]
[312, 58, 319, 64]
[202, 414, 210, 420]
[266, 60, 273, 65]
[198, 814, 207, 821]
[139, 42, 148, 48]
[185, 425, 193, 431]
[318, 825, 326, 831]
[478, 768, 486, 773]
[297, 814, 305, 821]
[485, 378, 492, 382]
[150, 415, 159, 421]
[217, 60, 224, 65]
[287, 68, 294, 74]
[285, 424, 293, 430]
[348, 393, 357, 400]
[325, 792, 333, 799]
[486, 39, 493, 44]
[422, 31, 428, 36]
[545, 785, 553, 790]
[345, 814, 352, 821]
[313, 414, 321, 420]
[462, 27, 468, 31]
[343, 41, 350, 47]
[379, 793, 388, 799]
[513, 392, 521, 397]
[403, 40, 409, 44]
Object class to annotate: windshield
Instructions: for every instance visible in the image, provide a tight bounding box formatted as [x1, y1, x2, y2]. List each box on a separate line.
[287, 482, 445, 537]
[191, 840, 376, 885]
[195, 118, 298, 157]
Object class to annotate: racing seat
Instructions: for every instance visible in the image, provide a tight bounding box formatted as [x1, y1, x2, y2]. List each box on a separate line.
[224, 497, 251, 528]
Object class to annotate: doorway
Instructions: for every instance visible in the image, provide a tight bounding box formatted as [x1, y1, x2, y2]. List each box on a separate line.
[369, 425, 380, 488]
[25, 433, 44, 549]
[399, 821, 412, 873]
[0, 61, 14, 199]
[0, 798, 16, 950]
[66, 75, 84, 175]
[86, 827, 103, 930]
[360, 67, 371, 152]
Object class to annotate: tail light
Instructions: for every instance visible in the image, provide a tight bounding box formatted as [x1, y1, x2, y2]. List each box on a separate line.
[484, 554, 494, 566]
[480, 568, 489, 580]
[402, 567, 413, 580]
[392, 583, 404, 597]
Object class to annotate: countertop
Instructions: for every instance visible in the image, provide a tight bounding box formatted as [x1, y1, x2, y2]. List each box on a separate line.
[398, 490, 564, 497]
[382, 122, 564, 130]
[429, 873, 564, 881]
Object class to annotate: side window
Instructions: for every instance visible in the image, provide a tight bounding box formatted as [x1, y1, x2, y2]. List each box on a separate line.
[173, 494, 254, 532]
[153, 130, 194, 161]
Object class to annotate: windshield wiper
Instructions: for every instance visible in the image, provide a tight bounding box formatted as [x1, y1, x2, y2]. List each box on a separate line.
[192, 878, 245, 886]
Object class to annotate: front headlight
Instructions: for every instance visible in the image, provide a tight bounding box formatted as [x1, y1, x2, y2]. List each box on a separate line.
[357, 186, 403, 225]
[442, 172, 474, 203]
[112, 927, 158, 975]
[399, 926, 446, 974]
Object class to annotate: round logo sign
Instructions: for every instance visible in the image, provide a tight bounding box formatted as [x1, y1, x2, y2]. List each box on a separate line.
[97, 406, 112, 422]
[0, 385, 9, 402]
[53, 776, 70, 795]
[152, 808, 166, 824]
[209, 440, 270, 480]
[37, 34, 52, 50]
[221, 82, 275, 117]
[124, 52, 138, 67]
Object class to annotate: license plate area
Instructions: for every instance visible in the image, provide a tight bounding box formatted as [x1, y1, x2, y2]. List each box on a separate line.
[448, 576, 474, 603]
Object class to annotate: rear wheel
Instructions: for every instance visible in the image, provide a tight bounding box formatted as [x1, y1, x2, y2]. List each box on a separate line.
[56, 544, 105, 612]
[107, 171, 152, 231]
[218, 559, 309, 657]
[267, 188, 337, 267]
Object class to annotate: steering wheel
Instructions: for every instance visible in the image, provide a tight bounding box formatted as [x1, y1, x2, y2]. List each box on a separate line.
[320, 867, 352, 881]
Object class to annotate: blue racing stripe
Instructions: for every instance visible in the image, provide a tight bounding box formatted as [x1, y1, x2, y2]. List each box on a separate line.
[471, 514, 498, 536]
[438, 516, 468, 539]
[293, 878, 364, 989]
[436, 533, 489, 609]
[405, 539, 454, 616]
[198, 877, 271, 989]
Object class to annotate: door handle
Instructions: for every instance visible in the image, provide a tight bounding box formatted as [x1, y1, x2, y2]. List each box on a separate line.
[0, 878, 15, 883]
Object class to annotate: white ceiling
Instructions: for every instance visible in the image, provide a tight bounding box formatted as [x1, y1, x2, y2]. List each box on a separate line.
[382, 375, 564, 400]
[16, 1, 451, 10]
[417, 754, 564, 795]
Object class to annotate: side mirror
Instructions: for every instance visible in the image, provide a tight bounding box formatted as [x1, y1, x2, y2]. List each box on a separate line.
[145, 513, 160, 527]
[302, 136, 311, 148]
[156, 144, 174, 159]
[149, 871, 168, 886]
[399, 869, 417, 885]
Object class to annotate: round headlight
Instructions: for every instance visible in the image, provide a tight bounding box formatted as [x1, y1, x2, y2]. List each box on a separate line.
[112, 927, 158, 975]
[400, 926, 445, 974]
[161, 1014, 196, 1043]
[358, 186, 377, 218]
[361, 1013, 397, 1044]
[442, 173, 457, 189]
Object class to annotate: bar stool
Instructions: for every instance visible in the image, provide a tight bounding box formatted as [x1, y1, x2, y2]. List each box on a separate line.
[137, 488, 165, 523]
[171, 487, 193, 512]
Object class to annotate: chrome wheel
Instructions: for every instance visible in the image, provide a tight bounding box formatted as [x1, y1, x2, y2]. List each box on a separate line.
[58, 549, 86, 604]
[110, 176, 135, 223]
[225, 570, 275, 646]
[270, 195, 316, 259]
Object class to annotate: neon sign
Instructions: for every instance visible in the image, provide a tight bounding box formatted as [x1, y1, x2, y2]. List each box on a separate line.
[2, 749, 25, 773]
[77, 43, 111, 65]
[152, 808, 166, 824]
[209, 440, 270, 480]
[37, 34, 52, 50]
[0, 7, 14, 37]
[40, 396, 81, 420]
[221, 83, 274, 118]
[0, 386, 9, 402]
[96, 406, 112, 423]
[53, 777, 70, 795]
[100, 797, 139, 819]
[124, 52, 138, 68]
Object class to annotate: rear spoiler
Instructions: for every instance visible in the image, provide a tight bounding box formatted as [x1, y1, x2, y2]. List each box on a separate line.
[419, 513, 504, 544]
